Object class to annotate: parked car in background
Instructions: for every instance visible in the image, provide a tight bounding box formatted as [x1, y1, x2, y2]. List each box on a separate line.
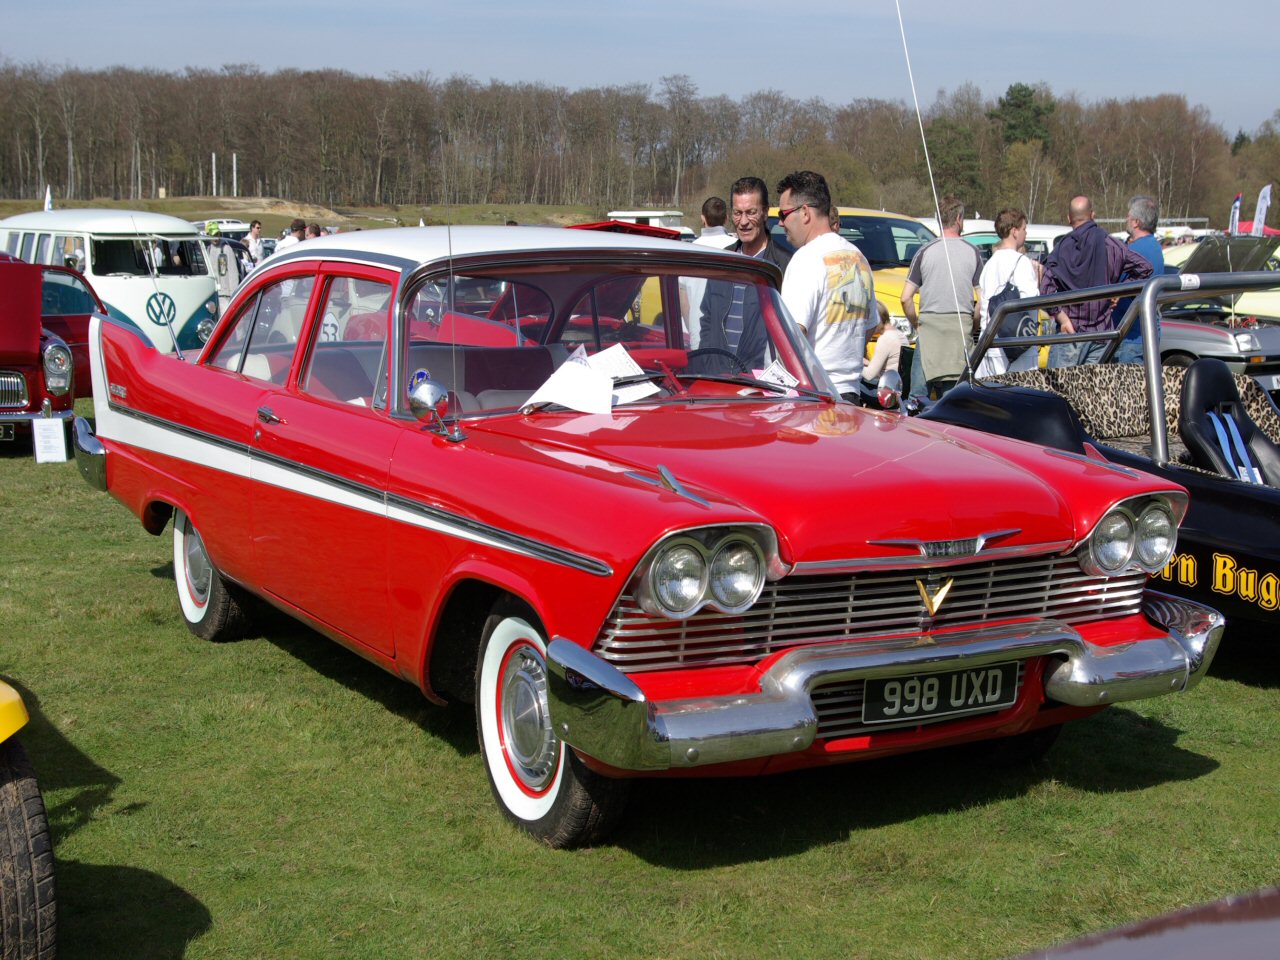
[1, 253, 100, 443]
[1172, 234, 1280, 321]
[931, 271, 1280, 632]
[76, 226, 1222, 847]
[190, 218, 251, 243]
[606, 209, 695, 241]
[768, 206, 936, 339]
[0, 680, 56, 960]
[0, 209, 219, 354]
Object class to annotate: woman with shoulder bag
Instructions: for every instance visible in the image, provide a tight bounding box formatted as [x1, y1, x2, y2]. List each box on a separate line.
[977, 208, 1042, 378]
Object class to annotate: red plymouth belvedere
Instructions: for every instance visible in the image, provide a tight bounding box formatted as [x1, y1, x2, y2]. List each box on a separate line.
[73, 226, 1223, 847]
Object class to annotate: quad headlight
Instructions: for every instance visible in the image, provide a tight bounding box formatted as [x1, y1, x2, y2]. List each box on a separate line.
[1079, 497, 1180, 577]
[42, 342, 72, 396]
[639, 528, 775, 619]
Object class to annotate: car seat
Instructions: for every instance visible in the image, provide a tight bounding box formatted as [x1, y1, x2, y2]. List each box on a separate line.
[1178, 358, 1280, 485]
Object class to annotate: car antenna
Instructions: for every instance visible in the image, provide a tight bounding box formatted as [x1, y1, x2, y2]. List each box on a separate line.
[894, 1, 975, 389]
[440, 141, 465, 442]
[131, 214, 184, 361]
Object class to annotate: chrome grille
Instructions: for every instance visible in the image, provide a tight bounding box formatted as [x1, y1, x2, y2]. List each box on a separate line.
[594, 555, 1146, 673]
[812, 662, 1027, 740]
[0, 371, 28, 409]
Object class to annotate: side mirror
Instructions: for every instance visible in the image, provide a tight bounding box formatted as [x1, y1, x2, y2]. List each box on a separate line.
[408, 379, 449, 424]
[877, 370, 903, 411]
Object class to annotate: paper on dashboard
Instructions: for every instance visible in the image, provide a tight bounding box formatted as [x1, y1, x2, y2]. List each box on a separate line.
[523, 354, 614, 414]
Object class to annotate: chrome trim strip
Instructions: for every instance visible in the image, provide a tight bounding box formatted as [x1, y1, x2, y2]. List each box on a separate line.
[868, 529, 1020, 560]
[0, 409, 73, 423]
[790, 540, 1073, 574]
[547, 591, 1223, 771]
[385, 493, 613, 578]
[104, 398, 611, 577]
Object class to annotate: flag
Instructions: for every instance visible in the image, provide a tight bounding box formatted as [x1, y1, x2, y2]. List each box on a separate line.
[43, 186, 52, 211]
[1250, 185, 1272, 237]
[1228, 193, 1242, 235]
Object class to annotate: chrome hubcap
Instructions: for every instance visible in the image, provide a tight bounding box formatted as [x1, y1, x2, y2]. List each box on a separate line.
[500, 647, 558, 791]
[183, 525, 213, 605]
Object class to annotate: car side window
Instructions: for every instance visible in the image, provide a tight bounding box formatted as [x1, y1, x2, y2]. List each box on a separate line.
[300, 275, 390, 407]
[41, 272, 98, 315]
[239, 275, 315, 385]
[209, 292, 261, 372]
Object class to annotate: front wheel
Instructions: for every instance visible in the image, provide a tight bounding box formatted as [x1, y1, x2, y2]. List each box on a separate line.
[475, 604, 629, 848]
[173, 510, 248, 642]
[0, 738, 56, 960]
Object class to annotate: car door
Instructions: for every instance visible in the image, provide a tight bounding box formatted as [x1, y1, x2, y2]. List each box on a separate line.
[250, 264, 400, 658]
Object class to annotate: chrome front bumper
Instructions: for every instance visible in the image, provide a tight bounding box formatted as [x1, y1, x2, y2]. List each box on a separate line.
[72, 416, 107, 490]
[546, 590, 1223, 772]
[0, 408, 73, 424]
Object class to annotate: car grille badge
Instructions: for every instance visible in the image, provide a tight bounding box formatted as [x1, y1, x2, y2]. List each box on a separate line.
[916, 576, 955, 617]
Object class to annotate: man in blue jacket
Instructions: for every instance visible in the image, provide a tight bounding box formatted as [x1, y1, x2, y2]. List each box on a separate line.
[1112, 195, 1165, 364]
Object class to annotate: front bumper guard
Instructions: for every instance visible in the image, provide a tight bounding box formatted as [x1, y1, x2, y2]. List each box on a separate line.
[546, 590, 1223, 772]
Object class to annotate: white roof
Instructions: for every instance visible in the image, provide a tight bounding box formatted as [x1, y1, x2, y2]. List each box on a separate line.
[264, 224, 722, 268]
[0, 208, 202, 236]
[608, 210, 684, 218]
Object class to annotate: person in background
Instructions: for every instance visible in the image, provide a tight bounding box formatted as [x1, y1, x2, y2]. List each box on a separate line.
[777, 170, 877, 401]
[245, 220, 264, 264]
[900, 196, 982, 397]
[274, 218, 306, 255]
[976, 207, 1041, 378]
[859, 301, 905, 404]
[305, 223, 324, 240]
[1112, 195, 1165, 365]
[1040, 195, 1152, 365]
[694, 197, 736, 250]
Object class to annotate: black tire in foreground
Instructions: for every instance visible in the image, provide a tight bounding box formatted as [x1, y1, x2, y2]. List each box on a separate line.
[0, 738, 56, 960]
[475, 600, 630, 848]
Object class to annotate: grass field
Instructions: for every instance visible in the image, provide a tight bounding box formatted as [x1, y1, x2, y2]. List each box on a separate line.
[0, 433, 1276, 959]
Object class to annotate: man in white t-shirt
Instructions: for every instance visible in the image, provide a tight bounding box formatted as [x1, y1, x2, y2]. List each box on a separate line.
[777, 170, 877, 400]
[682, 196, 738, 346]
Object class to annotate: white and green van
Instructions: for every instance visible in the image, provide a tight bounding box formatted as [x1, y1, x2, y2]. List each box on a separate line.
[0, 209, 220, 353]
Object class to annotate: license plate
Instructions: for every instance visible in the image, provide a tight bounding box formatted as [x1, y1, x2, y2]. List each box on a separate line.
[0, 423, 13, 441]
[862, 662, 1019, 725]
[1256, 373, 1280, 392]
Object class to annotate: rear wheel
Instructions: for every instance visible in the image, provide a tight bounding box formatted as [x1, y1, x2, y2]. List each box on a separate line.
[0, 738, 56, 960]
[173, 510, 247, 642]
[475, 602, 629, 848]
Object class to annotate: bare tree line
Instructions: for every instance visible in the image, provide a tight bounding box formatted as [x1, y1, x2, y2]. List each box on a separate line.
[1, 64, 1276, 224]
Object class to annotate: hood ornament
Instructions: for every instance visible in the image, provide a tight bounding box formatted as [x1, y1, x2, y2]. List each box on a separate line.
[871, 529, 1020, 560]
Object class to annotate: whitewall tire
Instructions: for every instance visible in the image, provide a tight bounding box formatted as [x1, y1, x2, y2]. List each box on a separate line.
[173, 511, 247, 642]
[475, 603, 628, 848]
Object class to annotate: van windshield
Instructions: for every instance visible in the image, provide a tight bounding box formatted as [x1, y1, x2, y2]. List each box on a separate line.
[91, 237, 209, 277]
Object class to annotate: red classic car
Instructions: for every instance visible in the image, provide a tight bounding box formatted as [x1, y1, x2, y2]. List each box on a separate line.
[74, 226, 1223, 847]
[1, 254, 102, 443]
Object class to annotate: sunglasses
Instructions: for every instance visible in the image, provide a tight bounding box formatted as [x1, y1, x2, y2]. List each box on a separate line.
[777, 203, 811, 223]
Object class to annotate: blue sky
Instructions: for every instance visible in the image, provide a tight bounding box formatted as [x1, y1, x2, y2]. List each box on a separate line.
[3, 0, 1273, 136]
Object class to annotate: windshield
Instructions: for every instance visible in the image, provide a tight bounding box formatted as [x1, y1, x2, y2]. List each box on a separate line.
[91, 237, 210, 277]
[399, 260, 838, 416]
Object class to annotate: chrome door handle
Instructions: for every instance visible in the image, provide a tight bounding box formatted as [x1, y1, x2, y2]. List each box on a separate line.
[256, 406, 285, 425]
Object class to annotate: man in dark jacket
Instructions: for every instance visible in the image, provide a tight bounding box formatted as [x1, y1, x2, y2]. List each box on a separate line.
[1041, 195, 1153, 365]
[695, 177, 792, 370]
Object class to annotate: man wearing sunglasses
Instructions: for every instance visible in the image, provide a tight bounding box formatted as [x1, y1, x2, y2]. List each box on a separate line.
[776, 170, 877, 401]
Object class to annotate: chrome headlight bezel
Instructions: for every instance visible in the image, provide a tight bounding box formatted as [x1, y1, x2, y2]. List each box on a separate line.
[634, 525, 783, 620]
[1077, 494, 1184, 577]
[41, 341, 73, 396]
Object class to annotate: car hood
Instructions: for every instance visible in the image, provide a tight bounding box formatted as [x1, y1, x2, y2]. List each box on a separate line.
[465, 400, 1151, 565]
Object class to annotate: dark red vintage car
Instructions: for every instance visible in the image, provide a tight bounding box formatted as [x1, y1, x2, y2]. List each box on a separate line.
[1, 254, 103, 443]
[75, 226, 1223, 847]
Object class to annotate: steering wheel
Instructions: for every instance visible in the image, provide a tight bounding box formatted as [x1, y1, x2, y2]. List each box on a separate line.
[685, 347, 751, 375]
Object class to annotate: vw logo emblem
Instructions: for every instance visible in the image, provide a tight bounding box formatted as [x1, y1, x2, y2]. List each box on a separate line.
[146, 292, 177, 327]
